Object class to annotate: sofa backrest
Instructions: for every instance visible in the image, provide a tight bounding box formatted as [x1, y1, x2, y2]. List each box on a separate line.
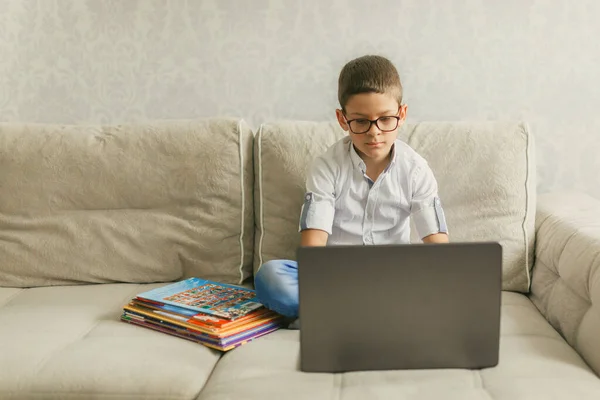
[255, 121, 536, 293]
[0, 118, 254, 287]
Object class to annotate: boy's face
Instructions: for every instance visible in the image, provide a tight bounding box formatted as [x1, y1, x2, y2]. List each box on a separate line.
[336, 92, 407, 165]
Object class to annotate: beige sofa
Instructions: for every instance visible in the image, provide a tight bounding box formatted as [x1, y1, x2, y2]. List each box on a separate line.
[0, 118, 599, 400]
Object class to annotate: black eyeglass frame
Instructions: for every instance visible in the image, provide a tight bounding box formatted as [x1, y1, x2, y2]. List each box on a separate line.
[342, 107, 403, 134]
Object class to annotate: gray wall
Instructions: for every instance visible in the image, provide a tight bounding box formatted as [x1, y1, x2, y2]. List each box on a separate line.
[0, 0, 598, 198]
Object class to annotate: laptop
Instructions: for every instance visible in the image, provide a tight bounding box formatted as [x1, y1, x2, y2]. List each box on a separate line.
[297, 242, 502, 373]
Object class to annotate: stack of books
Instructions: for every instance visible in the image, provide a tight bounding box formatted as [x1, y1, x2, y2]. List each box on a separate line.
[121, 277, 285, 351]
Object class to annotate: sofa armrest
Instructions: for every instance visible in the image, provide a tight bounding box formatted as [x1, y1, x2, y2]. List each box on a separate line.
[530, 192, 600, 375]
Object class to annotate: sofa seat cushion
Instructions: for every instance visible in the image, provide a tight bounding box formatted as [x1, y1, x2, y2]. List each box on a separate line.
[0, 284, 221, 400]
[198, 292, 600, 400]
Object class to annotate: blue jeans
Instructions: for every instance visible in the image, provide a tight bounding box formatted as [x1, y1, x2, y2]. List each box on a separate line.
[254, 259, 299, 318]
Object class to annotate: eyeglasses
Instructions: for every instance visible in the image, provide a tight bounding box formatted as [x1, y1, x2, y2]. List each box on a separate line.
[343, 109, 402, 134]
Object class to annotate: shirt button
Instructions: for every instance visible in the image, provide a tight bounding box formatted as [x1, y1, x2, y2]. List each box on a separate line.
[363, 231, 372, 245]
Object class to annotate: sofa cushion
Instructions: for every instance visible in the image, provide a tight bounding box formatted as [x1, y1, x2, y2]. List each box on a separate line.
[196, 292, 600, 400]
[0, 118, 254, 287]
[0, 284, 221, 399]
[254, 121, 535, 292]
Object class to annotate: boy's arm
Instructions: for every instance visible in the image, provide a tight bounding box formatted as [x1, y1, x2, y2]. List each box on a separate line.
[410, 160, 449, 242]
[298, 156, 336, 246]
[423, 233, 449, 244]
[300, 229, 329, 247]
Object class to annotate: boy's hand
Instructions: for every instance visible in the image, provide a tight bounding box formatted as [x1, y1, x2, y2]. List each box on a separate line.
[422, 233, 449, 244]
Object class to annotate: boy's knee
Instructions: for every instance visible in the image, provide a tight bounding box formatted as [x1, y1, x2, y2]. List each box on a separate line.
[254, 260, 298, 317]
[255, 260, 282, 287]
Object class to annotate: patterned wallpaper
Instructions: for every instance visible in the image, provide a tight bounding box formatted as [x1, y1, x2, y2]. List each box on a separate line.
[0, 0, 598, 199]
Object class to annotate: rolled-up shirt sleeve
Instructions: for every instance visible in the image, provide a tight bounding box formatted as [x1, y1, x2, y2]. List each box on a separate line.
[298, 156, 336, 234]
[410, 161, 448, 239]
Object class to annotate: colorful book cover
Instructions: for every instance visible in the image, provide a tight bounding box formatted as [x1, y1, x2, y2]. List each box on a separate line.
[135, 277, 263, 320]
[121, 312, 282, 351]
[123, 311, 281, 345]
[123, 302, 282, 336]
[133, 298, 200, 318]
[131, 298, 271, 329]
[123, 317, 279, 351]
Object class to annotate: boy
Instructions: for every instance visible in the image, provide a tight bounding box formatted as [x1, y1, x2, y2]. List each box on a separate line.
[255, 55, 449, 322]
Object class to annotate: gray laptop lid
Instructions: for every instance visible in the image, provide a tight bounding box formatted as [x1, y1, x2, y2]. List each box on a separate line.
[297, 242, 502, 373]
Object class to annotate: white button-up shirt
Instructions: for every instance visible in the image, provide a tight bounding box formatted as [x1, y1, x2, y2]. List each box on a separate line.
[299, 136, 447, 245]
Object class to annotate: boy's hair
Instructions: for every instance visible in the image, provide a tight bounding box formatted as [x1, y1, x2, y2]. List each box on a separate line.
[338, 55, 403, 111]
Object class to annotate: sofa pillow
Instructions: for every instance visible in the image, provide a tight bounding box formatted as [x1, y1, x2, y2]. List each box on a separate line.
[255, 121, 535, 292]
[0, 118, 254, 287]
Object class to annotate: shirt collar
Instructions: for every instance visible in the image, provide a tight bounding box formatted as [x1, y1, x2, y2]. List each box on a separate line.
[385, 142, 397, 172]
[349, 142, 366, 173]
